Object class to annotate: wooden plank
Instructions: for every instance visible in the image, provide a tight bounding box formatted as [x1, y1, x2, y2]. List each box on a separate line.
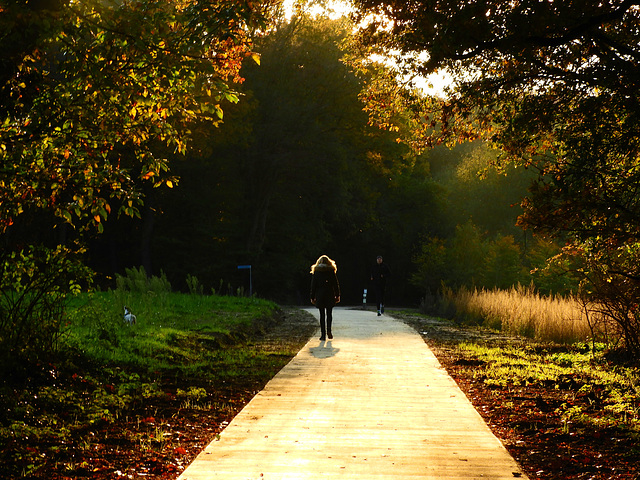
[178, 308, 528, 480]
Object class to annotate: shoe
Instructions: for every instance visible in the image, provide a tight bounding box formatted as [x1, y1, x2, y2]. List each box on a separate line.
[328, 333, 333, 339]
[377, 310, 381, 316]
[319, 335, 326, 341]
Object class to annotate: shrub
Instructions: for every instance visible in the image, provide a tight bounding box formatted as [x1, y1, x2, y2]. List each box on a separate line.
[0, 245, 92, 369]
[186, 274, 204, 295]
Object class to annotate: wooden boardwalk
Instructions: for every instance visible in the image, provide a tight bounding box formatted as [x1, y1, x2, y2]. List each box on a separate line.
[178, 307, 528, 479]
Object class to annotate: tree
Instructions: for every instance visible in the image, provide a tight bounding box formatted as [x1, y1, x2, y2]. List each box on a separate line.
[0, 0, 269, 362]
[131, 11, 448, 303]
[423, 140, 535, 240]
[410, 236, 447, 296]
[142, 13, 383, 298]
[484, 235, 524, 290]
[350, 0, 640, 355]
[1, 0, 265, 235]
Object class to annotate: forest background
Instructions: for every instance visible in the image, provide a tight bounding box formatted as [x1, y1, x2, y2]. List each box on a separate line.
[78, 12, 557, 306]
[2, 3, 639, 477]
[5, 0, 639, 357]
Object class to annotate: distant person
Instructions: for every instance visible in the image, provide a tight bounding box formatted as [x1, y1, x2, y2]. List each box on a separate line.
[370, 255, 391, 316]
[310, 255, 341, 341]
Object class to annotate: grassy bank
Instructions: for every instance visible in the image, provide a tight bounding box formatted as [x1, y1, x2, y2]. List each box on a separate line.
[65, 291, 280, 374]
[0, 290, 312, 479]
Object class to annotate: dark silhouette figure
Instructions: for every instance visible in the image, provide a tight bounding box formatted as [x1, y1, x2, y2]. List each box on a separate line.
[370, 255, 391, 316]
[310, 255, 341, 340]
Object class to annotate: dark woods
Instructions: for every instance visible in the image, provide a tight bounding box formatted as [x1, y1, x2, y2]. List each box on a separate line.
[78, 16, 542, 306]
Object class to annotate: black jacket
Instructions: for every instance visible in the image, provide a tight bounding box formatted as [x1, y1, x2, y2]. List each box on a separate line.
[371, 262, 391, 285]
[310, 265, 340, 308]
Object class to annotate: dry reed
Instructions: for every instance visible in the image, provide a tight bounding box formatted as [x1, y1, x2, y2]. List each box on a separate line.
[443, 285, 599, 344]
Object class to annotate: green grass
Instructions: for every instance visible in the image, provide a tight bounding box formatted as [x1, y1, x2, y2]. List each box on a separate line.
[64, 291, 279, 373]
[450, 338, 640, 436]
[0, 290, 291, 478]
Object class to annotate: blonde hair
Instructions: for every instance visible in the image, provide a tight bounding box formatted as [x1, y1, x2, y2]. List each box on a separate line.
[310, 255, 337, 274]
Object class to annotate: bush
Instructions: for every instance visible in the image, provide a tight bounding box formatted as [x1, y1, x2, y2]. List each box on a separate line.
[0, 245, 92, 369]
[186, 274, 204, 295]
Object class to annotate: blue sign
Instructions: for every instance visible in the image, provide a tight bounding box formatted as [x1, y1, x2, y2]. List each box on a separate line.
[237, 265, 251, 270]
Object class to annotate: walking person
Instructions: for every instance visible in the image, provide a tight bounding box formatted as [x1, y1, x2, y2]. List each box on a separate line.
[370, 255, 391, 316]
[310, 255, 341, 341]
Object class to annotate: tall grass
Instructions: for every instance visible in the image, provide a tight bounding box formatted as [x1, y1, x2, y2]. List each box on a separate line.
[438, 285, 603, 344]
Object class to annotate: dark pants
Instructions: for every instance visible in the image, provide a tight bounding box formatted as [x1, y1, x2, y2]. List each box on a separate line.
[319, 307, 333, 338]
[373, 282, 385, 312]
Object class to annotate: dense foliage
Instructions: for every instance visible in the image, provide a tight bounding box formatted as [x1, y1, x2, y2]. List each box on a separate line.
[96, 12, 441, 302]
[106, 12, 553, 304]
[350, 0, 640, 355]
[1, 0, 264, 234]
[0, 0, 268, 362]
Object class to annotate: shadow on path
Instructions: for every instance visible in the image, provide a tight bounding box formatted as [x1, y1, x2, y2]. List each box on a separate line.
[178, 307, 529, 480]
[309, 340, 340, 359]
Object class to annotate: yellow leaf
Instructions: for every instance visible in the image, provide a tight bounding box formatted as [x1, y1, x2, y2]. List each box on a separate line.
[251, 53, 261, 65]
[94, 215, 101, 223]
[166, 180, 174, 188]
